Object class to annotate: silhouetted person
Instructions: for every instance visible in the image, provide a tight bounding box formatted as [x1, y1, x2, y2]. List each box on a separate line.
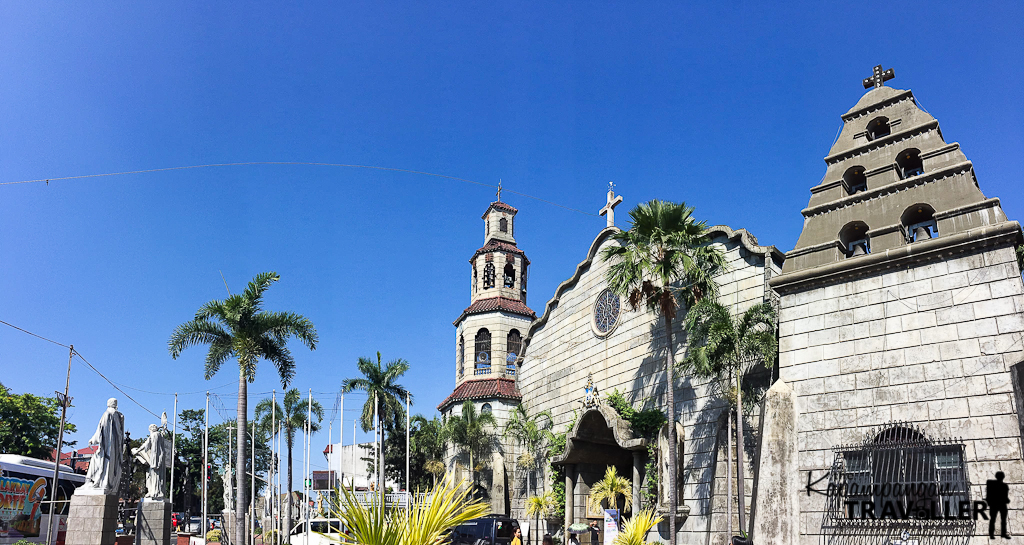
[986, 471, 1010, 539]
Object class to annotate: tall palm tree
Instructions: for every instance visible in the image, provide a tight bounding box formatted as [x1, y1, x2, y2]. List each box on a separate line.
[601, 200, 726, 545]
[680, 299, 777, 536]
[254, 388, 324, 539]
[446, 400, 496, 491]
[503, 404, 554, 498]
[169, 272, 317, 545]
[588, 466, 631, 515]
[341, 352, 411, 490]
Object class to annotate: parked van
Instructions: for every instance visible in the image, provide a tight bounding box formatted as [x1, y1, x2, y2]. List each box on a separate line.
[449, 516, 519, 545]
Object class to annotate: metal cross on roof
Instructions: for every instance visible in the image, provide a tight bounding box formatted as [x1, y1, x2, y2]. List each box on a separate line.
[496, 179, 502, 201]
[862, 64, 895, 89]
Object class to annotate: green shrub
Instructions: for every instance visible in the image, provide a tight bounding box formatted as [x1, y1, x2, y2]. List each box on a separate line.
[606, 389, 666, 438]
[206, 529, 222, 542]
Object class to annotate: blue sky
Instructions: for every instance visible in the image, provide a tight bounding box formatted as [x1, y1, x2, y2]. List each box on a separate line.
[1, 1, 1022, 480]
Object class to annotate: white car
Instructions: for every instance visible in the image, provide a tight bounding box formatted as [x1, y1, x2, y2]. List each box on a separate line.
[288, 519, 345, 545]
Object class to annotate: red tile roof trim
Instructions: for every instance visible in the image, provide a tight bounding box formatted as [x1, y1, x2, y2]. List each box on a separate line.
[471, 240, 531, 264]
[482, 201, 518, 216]
[437, 377, 522, 411]
[453, 296, 536, 324]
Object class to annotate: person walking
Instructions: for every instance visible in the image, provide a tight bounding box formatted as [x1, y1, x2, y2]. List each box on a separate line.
[511, 527, 522, 545]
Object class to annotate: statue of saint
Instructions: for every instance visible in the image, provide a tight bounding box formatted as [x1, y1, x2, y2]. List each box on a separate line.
[82, 398, 125, 495]
[222, 466, 234, 510]
[132, 421, 172, 500]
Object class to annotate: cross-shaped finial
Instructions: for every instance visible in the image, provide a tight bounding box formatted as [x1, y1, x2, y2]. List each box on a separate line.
[862, 64, 895, 89]
[599, 182, 623, 228]
[496, 179, 502, 202]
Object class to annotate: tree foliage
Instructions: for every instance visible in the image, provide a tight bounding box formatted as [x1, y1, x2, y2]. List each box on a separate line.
[341, 352, 411, 433]
[168, 272, 317, 545]
[588, 466, 630, 514]
[445, 401, 497, 487]
[0, 383, 77, 460]
[604, 390, 666, 439]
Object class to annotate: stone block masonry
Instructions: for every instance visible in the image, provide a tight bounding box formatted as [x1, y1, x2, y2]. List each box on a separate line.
[66, 493, 119, 545]
[137, 500, 172, 545]
[777, 244, 1024, 543]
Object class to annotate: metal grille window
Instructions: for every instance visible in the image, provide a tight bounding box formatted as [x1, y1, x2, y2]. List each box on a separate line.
[474, 328, 491, 374]
[822, 422, 972, 544]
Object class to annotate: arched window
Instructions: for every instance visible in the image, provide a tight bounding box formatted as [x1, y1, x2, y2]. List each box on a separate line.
[499, 217, 508, 233]
[843, 166, 867, 194]
[474, 328, 491, 374]
[473, 265, 478, 293]
[866, 116, 890, 141]
[896, 148, 924, 179]
[506, 329, 522, 372]
[839, 221, 870, 257]
[503, 263, 515, 288]
[481, 403, 492, 414]
[901, 204, 937, 243]
[458, 336, 465, 378]
[483, 263, 496, 289]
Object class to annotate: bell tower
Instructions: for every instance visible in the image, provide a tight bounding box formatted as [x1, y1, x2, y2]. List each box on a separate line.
[438, 196, 535, 515]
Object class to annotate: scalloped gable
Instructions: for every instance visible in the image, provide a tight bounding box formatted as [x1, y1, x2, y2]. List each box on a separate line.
[521, 225, 783, 355]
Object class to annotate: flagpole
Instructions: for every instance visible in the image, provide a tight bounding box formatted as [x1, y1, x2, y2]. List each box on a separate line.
[170, 393, 177, 506]
[204, 392, 209, 545]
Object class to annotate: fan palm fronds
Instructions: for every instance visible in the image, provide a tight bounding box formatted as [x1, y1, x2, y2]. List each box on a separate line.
[613, 508, 663, 545]
[588, 466, 631, 514]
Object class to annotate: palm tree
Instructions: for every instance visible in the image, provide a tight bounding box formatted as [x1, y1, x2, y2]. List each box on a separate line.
[524, 492, 556, 545]
[254, 388, 324, 539]
[503, 404, 554, 498]
[445, 400, 497, 491]
[601, 200, 726, 545]
[169, 272, 317, 545]
[331, 477, 489, 545]
[412, 415, 448, 489]
[341, 352, 412, 491]
[680, 299, 777, 537]
[588, 466, 631, 515]
[614, 508, 664, 545]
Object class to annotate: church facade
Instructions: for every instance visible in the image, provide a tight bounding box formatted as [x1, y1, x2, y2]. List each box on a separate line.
[439, 69, 1024, 545]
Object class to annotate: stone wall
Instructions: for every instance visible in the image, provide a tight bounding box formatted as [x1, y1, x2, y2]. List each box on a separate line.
[517, 226, 782, 544]
[777, 243, 1024, 544]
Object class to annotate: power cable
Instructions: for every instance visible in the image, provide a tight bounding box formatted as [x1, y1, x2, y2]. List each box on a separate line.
[0, 319, 71, 348]
[0, 161, 602, 217]
[72, 349, 160, 419]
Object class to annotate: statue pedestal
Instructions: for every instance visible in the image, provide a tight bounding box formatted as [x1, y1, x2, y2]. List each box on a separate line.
[137, 500, 172, 545]
[222, 510, 236, 544]
[66, 493, 119, 545]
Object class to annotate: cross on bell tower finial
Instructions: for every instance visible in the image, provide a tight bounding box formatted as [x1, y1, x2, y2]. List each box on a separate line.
[600, 182, 623, 228]
[862, 64, 895, 89]
[496, 179, 502, 202]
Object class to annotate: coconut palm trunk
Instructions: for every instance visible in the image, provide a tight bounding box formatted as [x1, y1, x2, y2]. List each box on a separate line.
[237, 372, 248, 545]
[663, 312, 677, 540]
[286, 427, 294, 540]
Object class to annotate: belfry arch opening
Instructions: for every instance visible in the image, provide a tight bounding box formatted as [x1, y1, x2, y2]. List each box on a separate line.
[843, 166, 867, 194]
[901, 203, 937, 243]
[866, 116, 891, 141]
[839, 221, 870, 257]
[896, 148, 924, 179]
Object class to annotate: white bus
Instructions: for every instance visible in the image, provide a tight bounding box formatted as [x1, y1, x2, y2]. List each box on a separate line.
[0, 454, 86, 545]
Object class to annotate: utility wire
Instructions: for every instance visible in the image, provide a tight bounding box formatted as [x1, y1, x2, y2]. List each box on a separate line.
[72, 349, 160, 418]
[0, 161, 602, 217]
[0, 319, 71, 348]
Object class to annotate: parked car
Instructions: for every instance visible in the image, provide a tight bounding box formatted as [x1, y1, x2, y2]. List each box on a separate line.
[187, 516, 202, 534]
[449, 515, 519, 545]
[171, 512, 186, 530]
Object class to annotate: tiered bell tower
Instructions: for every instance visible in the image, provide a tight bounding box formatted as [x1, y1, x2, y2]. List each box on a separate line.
[438, 194, 535, 515]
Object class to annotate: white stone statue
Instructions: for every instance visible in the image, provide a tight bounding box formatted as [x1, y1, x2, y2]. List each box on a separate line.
[221, 466, 234, 510]
[82, 398, 125, 495]
[132, 421, 172, 500]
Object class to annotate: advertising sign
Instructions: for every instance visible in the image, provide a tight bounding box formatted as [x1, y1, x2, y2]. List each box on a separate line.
[0, 474, 48, 539]
[602, 510, 618, 545]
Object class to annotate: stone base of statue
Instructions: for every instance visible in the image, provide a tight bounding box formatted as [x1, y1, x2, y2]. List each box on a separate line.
[222, 510, 236, 544]
[66, 493, 119, 545]
[136, 500, 172, 545]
